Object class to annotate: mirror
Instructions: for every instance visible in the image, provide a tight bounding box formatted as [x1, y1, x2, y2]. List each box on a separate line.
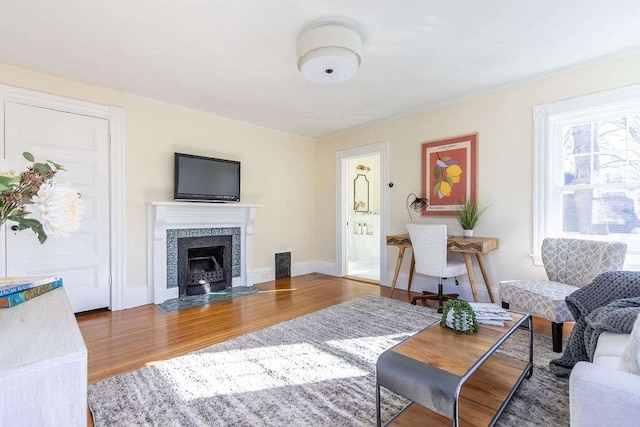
[353, 174, 369, 212]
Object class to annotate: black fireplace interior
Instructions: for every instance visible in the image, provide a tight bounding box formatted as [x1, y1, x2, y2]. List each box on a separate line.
[177, 235, 232, 296]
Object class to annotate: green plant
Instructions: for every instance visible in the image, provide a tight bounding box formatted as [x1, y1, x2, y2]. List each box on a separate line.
[440, 299, 478, 334]
[456, 199, 487, 230]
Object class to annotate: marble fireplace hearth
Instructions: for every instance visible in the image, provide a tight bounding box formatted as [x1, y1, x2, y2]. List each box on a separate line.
[148, 202, 259, 304]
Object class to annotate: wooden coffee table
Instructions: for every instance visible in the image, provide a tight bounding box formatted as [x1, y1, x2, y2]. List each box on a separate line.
[376, 312, 533, 426]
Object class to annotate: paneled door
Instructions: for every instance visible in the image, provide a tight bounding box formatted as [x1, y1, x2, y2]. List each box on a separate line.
[4, 102, 111, 312]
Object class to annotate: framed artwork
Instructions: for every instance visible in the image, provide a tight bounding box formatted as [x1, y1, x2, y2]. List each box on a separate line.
[421, 133, 477, 216]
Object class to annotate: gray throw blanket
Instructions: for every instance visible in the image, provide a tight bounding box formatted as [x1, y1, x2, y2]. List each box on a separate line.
[549, 271, 640, 377]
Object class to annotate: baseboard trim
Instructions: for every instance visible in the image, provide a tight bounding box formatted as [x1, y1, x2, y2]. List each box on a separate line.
[312, 261, 339, 277]
[251, 261, 339, 284]
[123, 286, 151, 309]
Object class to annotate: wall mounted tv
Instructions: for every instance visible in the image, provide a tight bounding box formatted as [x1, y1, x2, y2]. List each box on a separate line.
[174, 153, 241, 202]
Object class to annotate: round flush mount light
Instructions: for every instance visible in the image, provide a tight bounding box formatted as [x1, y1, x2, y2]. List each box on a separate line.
[296, 24, 362, 84]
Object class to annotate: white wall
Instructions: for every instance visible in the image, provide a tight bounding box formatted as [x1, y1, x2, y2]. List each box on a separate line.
[0, 64, 316, 299]
[315, 53, 640, 297]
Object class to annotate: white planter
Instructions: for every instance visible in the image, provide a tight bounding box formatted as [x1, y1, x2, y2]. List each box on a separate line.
[462, 229, 474, 238]
[445, 310, 475, 332]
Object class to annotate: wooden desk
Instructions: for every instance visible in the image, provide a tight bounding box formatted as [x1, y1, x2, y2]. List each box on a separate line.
[386, 233, 499, 302]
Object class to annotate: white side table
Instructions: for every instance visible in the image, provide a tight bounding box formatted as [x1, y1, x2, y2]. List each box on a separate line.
[0, 286, 87, 426]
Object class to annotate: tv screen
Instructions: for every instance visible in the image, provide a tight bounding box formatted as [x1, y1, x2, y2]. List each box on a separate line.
[174, 153, 240, 202]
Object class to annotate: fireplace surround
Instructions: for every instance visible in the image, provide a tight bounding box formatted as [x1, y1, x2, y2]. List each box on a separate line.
[148, 202, 259, 304]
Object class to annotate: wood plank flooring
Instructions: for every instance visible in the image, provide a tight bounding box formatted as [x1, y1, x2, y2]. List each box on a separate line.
[76, 273, 570, 384]
[77, 273, 571, 426]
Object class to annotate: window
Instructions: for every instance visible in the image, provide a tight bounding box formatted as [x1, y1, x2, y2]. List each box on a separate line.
[533, 85, 640, 268]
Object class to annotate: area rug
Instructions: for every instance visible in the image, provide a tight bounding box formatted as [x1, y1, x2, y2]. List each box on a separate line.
[88, 296, 569, 426]
[157, 286, 263, 313]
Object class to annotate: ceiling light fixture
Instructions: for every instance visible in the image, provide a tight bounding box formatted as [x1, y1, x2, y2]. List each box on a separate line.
[296, 24, 362, 84]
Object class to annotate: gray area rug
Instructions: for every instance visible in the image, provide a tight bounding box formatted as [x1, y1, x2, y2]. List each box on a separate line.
[157, 286, 263, 313]
[89, 295, 569, 426]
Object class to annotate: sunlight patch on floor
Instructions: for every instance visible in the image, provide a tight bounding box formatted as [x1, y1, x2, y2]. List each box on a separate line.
[326, 333, 416, 364]
[158, 343, 367, 400]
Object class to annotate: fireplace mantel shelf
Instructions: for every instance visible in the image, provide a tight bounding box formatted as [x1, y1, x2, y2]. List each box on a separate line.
[150, 201, 261, 208]
[148, 201, 260, 304]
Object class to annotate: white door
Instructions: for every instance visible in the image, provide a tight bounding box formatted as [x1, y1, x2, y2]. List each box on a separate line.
[4, 102, 111, 312]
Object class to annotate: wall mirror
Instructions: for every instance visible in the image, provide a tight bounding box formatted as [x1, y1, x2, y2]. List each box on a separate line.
[353, 174, 369, 212]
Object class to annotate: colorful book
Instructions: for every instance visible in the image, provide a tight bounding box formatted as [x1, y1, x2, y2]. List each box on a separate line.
[0, 278, 63, 308]
[0, 276, 59, 298]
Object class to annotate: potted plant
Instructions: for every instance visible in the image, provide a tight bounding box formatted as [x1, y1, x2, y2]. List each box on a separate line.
[440, 299, 478, 334]
[456, 199, 487, 238]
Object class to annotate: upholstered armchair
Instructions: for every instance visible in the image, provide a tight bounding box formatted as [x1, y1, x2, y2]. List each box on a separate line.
[500, 238, 627, 352]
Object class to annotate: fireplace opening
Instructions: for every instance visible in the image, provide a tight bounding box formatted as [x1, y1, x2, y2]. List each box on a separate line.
[177, 235, 233, 297]
[186, 246, 226, 295]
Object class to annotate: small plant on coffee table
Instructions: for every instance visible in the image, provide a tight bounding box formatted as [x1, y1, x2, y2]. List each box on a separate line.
[440, 299, 478, 334]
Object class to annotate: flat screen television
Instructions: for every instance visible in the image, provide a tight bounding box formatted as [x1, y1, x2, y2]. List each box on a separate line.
[174, 153, 240, 202]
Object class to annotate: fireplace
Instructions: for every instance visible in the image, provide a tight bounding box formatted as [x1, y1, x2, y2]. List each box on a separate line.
[149, 202, 258, 304]
[177, 235, 232, 296]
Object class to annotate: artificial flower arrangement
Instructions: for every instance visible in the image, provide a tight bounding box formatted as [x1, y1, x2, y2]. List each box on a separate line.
[0, 152, 84, 243]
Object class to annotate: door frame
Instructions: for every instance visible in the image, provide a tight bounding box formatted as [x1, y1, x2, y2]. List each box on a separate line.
[335, 142, 389, 282]
[0, 85, 126, 310]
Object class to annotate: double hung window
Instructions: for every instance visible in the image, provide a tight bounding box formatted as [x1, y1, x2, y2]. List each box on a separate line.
[533, 85, 640, 267]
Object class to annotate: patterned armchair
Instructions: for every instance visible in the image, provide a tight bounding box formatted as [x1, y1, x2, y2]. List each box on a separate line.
[500, 238, 627, 352]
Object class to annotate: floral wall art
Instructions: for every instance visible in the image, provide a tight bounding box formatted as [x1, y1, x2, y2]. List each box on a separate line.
[421, 134, 477, 216]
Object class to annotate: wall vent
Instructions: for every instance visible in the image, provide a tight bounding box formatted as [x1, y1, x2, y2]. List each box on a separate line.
[275, 252, 291, 279]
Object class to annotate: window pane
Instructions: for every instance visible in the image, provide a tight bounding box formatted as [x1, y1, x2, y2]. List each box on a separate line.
[594, 153, 625, 184]
[596, 118, 627, 152]
[560, 189, 640, 234]
[563, 154, 594, 185]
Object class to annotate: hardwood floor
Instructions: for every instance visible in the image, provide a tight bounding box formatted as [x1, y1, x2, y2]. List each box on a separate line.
[76, 273, 571, 385]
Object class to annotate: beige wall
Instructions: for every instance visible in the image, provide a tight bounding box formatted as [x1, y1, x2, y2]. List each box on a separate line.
[315, 54, 640, 286]
[0, 64, 315, 291]
[4, 51, 640, 298]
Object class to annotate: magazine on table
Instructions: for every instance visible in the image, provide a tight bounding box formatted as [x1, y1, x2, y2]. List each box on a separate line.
[469, 302, 513, 325]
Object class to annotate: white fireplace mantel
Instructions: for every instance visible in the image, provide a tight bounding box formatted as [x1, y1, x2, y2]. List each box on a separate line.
[147, 202, 260, 304]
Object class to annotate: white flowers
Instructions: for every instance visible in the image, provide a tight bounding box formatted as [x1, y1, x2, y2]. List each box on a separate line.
[30, 181, 85, 238]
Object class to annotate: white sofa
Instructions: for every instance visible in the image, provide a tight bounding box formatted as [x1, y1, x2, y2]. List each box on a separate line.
[569, 314, 640, 426]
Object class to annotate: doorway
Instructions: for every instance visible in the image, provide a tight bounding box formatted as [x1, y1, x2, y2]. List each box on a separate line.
[336, 143, 388, 284]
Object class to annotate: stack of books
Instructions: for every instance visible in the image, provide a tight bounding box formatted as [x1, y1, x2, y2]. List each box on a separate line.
[0, 276, 63, 308]
[469, 302, 513, 326]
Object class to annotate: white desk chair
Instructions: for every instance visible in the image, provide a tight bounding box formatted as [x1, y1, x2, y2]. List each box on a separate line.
[407, 224, 468, 312]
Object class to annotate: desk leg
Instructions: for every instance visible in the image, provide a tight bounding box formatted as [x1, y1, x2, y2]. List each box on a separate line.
[390, 247, 406, 298]
[475, 253, 495, 303]
[463, 254, 479, 302]
[407, 252, 415, 294]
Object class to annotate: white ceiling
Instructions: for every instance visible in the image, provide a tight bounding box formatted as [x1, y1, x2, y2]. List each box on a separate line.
[1, 1, 640, 139]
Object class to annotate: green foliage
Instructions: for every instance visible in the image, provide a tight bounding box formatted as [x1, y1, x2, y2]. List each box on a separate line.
[456, 199, 488, 230]
[440, 299, 478, 334]
[7, 216, 46, 243]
